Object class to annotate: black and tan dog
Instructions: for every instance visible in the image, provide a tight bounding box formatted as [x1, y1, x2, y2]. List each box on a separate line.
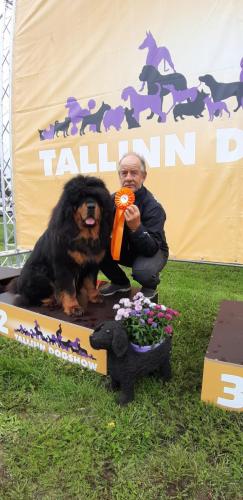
[8, 175, 113, 316]
[90, 320, 172, 405]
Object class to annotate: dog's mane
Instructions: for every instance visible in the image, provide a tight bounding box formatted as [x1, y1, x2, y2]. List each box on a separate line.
[48, 175, 113, 246]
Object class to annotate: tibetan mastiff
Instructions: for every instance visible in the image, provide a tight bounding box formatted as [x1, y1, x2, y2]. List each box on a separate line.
[9, 175, 113, 316]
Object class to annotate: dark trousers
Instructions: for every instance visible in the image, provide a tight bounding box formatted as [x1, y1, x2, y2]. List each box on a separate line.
[100, 249, 168, 289]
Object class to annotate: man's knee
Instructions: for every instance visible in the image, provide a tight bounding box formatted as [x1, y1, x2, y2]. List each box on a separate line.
[132, 268, 159, 288]
[132, 251, 167, 288]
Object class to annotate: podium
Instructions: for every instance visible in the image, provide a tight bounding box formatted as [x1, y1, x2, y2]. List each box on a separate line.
[201, 301, 243, 412]
[0, 272, 142, 375]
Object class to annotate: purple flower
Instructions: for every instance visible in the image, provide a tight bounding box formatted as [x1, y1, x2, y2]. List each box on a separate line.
[151, 322, 157, 328]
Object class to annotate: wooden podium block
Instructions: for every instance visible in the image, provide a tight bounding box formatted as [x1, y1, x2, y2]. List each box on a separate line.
[201, 301, 243, 412]
[0, 286, 141, 376]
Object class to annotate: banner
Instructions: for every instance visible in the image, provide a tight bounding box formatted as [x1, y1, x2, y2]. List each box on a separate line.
[12, 0, 243, 263]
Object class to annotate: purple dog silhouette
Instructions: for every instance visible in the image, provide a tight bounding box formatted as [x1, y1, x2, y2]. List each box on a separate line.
[121, 84, 166, 123]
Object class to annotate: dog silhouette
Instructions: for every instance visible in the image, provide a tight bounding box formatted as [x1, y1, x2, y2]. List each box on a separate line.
[199, 74, 243, 112]
[121, 84, 165, 123]
[204, 95, 230, 121]
[173, 90, 209, 121]
[54, 117, 71, 138]
[139, 65, 187, 119]
[80, 102, 111, 135]
[124, 107, 140, 129]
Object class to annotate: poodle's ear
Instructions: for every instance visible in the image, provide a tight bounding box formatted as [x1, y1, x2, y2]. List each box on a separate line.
[93, 322, 104, 333]
[112, 325, 128, 358]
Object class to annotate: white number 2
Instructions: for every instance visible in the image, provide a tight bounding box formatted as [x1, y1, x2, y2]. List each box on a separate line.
[217, 373, 243, 409]
[0, 308, 9, 335]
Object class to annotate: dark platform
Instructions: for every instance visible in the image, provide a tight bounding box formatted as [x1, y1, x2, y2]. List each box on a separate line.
[0, 266, 21, 288]
[206, 300, 243, 366]
[0, 288, 141, 331]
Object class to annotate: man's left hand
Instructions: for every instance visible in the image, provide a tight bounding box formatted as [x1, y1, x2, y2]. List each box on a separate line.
[124, 204, 141, 231]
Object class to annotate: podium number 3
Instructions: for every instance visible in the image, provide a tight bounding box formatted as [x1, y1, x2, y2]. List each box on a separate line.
[217, 373, 243, 409]
[0, 308, 8, 335]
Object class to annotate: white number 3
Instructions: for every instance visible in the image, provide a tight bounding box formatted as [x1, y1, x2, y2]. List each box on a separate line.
[217, 373, 243, 409]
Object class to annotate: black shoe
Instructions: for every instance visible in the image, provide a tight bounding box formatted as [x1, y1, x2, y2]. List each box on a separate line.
[140, 287, 157, 300]
[100, 283, 131, 296]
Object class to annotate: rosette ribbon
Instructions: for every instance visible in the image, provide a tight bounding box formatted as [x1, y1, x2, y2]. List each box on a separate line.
[111, 187, 135, 260]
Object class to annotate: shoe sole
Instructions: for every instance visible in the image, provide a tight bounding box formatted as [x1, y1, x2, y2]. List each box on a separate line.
[101, 287, 131, 296]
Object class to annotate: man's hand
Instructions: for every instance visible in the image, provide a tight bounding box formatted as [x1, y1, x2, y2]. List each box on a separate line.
[124, 204, 141, 231]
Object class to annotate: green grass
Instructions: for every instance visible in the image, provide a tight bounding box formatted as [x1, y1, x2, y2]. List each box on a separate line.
[0, 262, 243, 499]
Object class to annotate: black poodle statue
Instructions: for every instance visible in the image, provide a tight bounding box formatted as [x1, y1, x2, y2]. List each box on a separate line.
[90, 320, 172, 405]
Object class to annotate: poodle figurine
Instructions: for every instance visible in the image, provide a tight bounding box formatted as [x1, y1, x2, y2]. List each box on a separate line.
[90, 320, 172, 405]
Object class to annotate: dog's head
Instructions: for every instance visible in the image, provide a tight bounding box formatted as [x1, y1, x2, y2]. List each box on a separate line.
[199, 74, 214, 85]
[90, 320, 128, 358]
[49, 175, 113, 242]
[139, 65, 159, 83]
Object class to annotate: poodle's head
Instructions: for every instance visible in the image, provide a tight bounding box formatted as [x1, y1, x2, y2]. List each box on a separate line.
[90, 320, 128, 358]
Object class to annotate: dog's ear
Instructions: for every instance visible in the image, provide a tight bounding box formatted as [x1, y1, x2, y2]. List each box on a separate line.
[93, 322, 104, 333]
[112, 325, 128, 358]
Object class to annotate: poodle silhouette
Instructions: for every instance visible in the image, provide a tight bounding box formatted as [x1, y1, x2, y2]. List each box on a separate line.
[65, 97, 96, 134]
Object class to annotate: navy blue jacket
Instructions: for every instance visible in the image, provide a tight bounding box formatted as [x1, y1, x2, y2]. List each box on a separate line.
[112, 186, 169, 264]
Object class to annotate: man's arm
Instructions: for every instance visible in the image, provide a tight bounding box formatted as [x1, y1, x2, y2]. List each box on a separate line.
[125, 204, 167, 257]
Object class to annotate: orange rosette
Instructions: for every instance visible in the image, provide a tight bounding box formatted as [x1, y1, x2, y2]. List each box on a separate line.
[111, 188, 135, 260]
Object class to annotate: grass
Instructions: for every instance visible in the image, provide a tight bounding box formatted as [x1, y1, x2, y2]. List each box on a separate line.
[0, 262, 243, 499]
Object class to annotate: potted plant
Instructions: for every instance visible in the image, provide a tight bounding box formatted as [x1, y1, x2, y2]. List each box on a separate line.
[113, 292, 179, 352]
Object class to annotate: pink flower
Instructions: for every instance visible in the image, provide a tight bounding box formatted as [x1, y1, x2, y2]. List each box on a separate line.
[157, 312, 164, 318]
[165, 313, 173, 320]
[147, 318, 154, 324]
[164, 325, 173, 335]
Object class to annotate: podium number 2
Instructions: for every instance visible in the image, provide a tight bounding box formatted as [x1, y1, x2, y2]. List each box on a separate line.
[217, 373, 243, 409]
[0, 308, 8, 335]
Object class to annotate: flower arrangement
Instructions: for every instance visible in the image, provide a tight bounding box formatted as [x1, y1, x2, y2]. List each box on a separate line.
[113, 292, 179, 348]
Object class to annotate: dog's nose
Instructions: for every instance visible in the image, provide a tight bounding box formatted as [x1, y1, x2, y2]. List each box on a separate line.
[87, 201, 95, 211]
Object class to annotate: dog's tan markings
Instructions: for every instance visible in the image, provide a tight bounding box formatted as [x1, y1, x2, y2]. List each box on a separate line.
[60, 291, 84, 316]
[41, 296, 56, 307]
[83, 277, 103, 303]
[68, 250, 87, 265]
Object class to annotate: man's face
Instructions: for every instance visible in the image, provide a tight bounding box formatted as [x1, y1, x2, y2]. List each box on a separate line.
[118, 155, 147, 192]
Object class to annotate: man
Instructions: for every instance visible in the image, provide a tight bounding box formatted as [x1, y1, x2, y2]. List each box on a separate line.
[100, 152, 169, 300]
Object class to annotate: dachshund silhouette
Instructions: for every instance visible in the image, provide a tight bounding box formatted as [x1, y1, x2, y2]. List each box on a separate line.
[80, 102, 111, 135]
[54, 117, 71, 138]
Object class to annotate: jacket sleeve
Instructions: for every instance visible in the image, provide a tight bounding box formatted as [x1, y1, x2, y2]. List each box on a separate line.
[128, 203, 166, 257]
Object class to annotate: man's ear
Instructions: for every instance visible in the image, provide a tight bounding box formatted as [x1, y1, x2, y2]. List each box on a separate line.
[112, 325, 128, 358]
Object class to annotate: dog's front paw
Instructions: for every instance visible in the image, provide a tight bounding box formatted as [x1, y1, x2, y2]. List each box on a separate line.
[65, 305, 84, 317]
[118, 392, 134, 406]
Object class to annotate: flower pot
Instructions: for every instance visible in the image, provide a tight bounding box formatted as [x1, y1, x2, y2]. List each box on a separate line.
[130, 339, 166, 353]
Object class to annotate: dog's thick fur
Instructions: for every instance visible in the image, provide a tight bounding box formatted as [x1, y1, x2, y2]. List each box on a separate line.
[90, 320, 172, 405]
[8, 175, 113, 316]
